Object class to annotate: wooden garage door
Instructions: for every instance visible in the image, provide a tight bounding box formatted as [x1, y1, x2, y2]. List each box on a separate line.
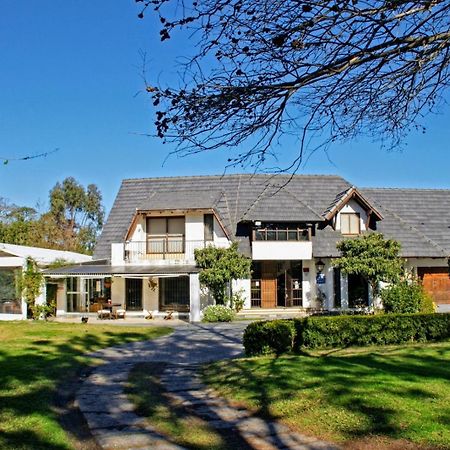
[418, 268, 450, 304]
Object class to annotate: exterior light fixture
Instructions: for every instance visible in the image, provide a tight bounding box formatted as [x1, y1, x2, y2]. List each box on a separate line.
[255, 221, 262, 226]
[316, 260, 325, 273]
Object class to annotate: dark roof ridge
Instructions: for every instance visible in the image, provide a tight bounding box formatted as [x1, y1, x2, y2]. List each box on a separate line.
[363, 186, 450, 192]
[121, 173, 346, 183]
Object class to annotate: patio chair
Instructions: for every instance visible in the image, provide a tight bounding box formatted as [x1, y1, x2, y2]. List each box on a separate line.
[143, 309, 153, 320]
[115, 307, 126, 319]
[97, 309, 111, 320]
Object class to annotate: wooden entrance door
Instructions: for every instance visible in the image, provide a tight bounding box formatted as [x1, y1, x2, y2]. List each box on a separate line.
[418, 268, 450, 305]
[261, 262, 277, 308]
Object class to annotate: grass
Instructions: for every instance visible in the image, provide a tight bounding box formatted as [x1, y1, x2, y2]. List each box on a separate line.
[127, 362, 251, 450]
[0, 321, 171, 450]
[202, 341, 450, 449]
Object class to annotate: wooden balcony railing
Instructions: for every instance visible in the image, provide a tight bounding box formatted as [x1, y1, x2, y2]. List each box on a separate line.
[124, 239, 227, 261]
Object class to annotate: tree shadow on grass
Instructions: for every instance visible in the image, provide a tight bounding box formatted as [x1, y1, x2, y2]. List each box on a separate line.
[0, 325, 169, 450]
[207, 343, 450, 447]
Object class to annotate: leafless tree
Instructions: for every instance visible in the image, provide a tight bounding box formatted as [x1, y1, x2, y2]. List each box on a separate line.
[137, 0, 450, 171]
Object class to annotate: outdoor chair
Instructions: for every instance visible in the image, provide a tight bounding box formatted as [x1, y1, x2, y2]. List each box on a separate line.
[114, 307, 126, 319]
[97, 309, 111, 320]
[143, 309, 153, 320]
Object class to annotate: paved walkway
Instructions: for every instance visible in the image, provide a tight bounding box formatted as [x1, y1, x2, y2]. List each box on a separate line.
[76, 323, 339, 450]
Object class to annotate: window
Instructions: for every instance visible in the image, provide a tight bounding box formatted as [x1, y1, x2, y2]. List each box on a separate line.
[0, 268, 21, 314]
[146, 216, 185, 254]
[340, 213, 360, 235]
[254, 224, 309, 241]
[204, 214, 214, 241]
[159, 276, 190, 311]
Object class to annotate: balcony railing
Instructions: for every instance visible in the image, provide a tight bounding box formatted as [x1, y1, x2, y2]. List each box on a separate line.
[124, 239, 228, 262]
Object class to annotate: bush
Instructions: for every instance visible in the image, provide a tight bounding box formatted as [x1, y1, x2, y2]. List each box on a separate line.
[202, 304, 236, 322]
[294, 313, 450, 350]
[224, 289, 246, 312]
[381, 280, 435, 313]
[242, 314, 450, 355]
[243, 320, 295, 356]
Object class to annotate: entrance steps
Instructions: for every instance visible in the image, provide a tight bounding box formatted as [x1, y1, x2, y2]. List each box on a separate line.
[237, 307, 323, 320]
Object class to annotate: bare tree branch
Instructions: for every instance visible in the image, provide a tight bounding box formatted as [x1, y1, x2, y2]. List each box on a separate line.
[138, 0, 450, 171]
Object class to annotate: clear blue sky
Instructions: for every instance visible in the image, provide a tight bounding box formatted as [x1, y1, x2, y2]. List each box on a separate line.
[1, 1, 449, 215]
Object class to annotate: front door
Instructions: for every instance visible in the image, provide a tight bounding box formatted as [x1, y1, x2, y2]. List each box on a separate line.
[261, 262, 277, 308]
[348, 274, 369, 308]
[125, 278, 143, 311]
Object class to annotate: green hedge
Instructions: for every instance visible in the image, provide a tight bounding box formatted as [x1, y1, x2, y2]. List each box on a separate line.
[243, 313, 450, 355]
[243, 320, 295, 356]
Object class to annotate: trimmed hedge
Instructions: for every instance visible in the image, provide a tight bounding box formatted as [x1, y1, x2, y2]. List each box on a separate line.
[243, 313, 450, 355]
[243, 320, 295, 356]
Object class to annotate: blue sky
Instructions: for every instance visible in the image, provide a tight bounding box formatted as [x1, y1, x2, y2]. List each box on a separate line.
[1, 1, 449, 214]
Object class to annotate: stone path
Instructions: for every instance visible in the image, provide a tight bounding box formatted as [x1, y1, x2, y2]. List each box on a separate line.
[76, 322, 339, 449]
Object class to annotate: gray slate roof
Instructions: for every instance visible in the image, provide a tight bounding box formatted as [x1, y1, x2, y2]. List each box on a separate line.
[94, 174, 350, 260]
[94, 174, 450, 261]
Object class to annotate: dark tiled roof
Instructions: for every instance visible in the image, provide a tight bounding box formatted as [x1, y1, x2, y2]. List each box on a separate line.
[94, 174, 350, 259]
[363, 188, 450, 256]
[93, 174, 450, 260]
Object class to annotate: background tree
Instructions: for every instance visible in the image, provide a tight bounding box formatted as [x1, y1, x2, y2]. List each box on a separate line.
[195, 242, 251, 304]
[333, 233, 404, 298]
[0, 178, 104, 254]
[48, 177, 104, 253]
[0, 199, 38, 246]
[139, 0, 450, 170]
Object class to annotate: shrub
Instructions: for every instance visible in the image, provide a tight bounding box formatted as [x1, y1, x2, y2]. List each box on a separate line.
[293, 313, 450, 350]
[224, 289, 246, 312]
[243, 314, 450, 355]
[381, 280, 434, 314]
[202, 304, 236, 322]
[243, 320, 295, 356]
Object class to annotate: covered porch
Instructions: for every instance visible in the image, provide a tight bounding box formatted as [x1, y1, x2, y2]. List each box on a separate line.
[44, 264, 204, 322]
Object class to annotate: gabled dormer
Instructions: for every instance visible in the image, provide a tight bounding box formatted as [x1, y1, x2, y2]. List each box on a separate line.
[323, 186, 383, 235]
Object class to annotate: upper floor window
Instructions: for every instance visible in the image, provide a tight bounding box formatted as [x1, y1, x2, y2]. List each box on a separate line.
[340, 213, 360, 235]
[204, 214, 214, 241]
[146, 216, 185, 254]
[254, 224, 309, 241]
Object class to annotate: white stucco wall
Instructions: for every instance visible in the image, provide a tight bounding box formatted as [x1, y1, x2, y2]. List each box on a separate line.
[143, 277, 159, 311]
[232, 278, 251, 309]
[111, 277, 125, 306]
[252, 241, 313, 260]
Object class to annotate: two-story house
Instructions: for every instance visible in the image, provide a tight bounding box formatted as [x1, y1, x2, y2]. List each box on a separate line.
[45, 174, 450, 320]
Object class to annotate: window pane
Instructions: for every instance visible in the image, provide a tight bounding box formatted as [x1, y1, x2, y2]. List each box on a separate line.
[350, 214, 360, 234]
[204, 214, 214, 241]
[340, 214, 350, 234]
[168, 217, 185, 235]
[288, 230, 298, 240]
[148, 217, 166, 235]
[0, 269, 21, 314]
[159, 277, 190, 311]
[277, 230, 288, 240]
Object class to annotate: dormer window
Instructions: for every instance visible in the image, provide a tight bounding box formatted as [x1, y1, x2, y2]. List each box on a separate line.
[340, 213, 360, 235]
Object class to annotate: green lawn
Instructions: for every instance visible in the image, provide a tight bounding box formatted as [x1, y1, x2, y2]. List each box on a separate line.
[0, 321, 171, 450]
[203, 341, 450, 449]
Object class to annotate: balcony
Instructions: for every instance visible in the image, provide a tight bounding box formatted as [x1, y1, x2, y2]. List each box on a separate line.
[123, 239, 228, 263]
[251, 225, 312, 260]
